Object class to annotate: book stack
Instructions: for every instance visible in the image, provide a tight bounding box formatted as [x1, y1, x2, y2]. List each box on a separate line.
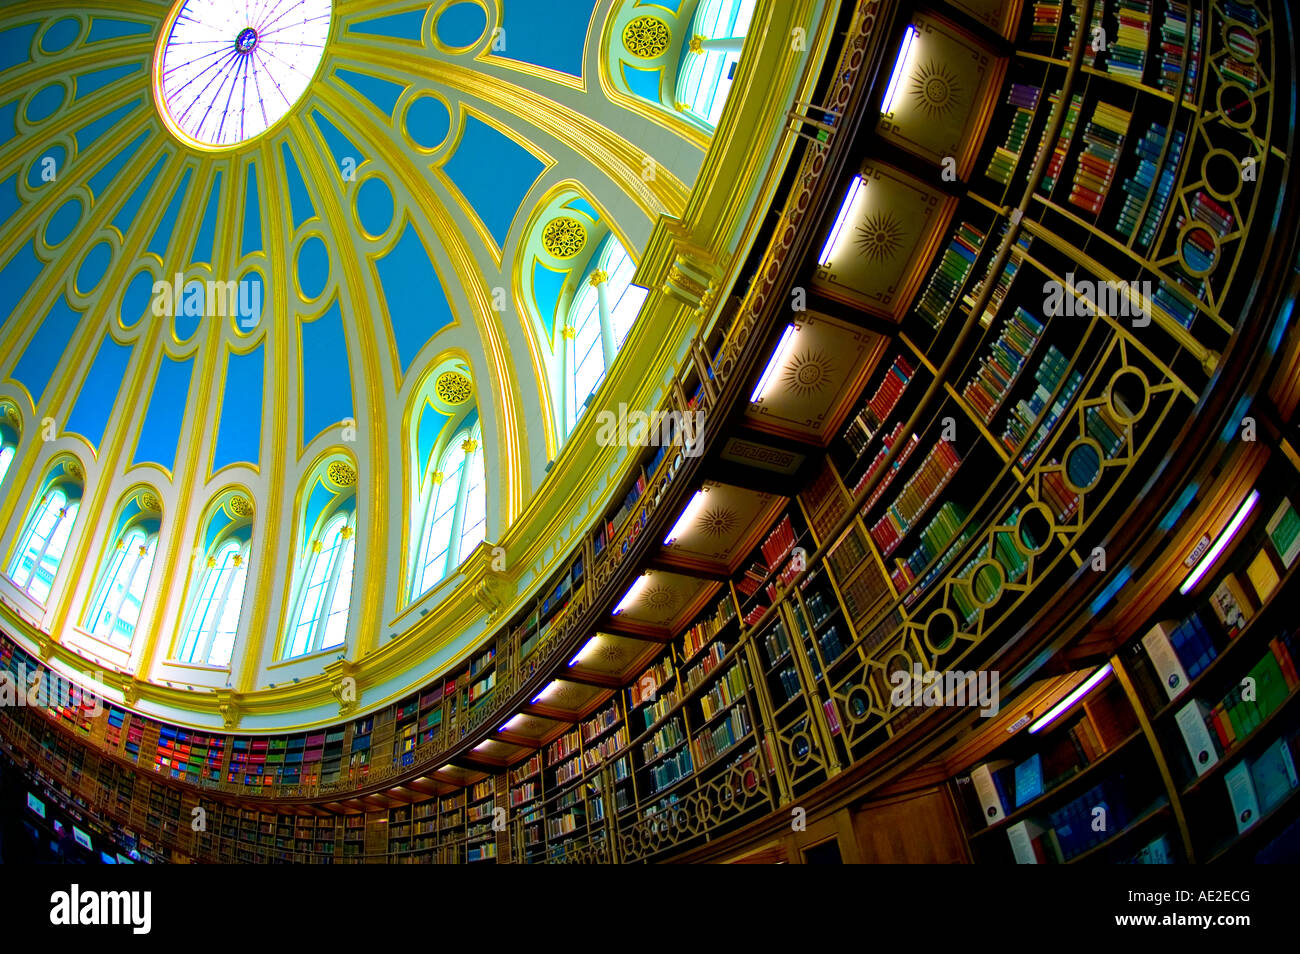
[761, 617, 791, 666]
[1084, 402, 1129, 458]
[844, 355, 915, 456]
[1037, 91, 1083, 194]
[1158, 2, 1201, 103]
[737, 562, 767, 597]
[1107, 0, 1152, 80]
[916, 223, 987, 328]
[1128, 127, 1190, 250]
[962, 306, 1045, 422]
[891, 501, 968, 592]
[1030, 1, 1061, 44]
[952, 521, 1030, 621]
[580, 701, 620, 744]
[1070, 101, 1131, 214]
[987, 85, 1040, 185]
[868, 439, 963, 556]
[1001, 345, 1083, 465]
[606, 474, 647, 539]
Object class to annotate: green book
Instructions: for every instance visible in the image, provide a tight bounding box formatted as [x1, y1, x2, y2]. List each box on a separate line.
[1266, 499, 1300, 568]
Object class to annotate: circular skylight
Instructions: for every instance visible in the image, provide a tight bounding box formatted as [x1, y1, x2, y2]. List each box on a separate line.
[154, 0, 332, 148]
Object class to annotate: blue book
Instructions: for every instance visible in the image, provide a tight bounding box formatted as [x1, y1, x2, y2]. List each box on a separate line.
[1015, 753, 1045, 807]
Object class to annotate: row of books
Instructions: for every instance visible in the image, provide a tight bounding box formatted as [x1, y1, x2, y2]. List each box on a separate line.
[700, 664, 748, 722]
[986, 84, 1039, 185]
[545, 727, 582, 766]
[916, 222, 987, 328]
[692, 702, 752, 767]
[1040, 463, 1082, 520]
[1002, 345, 1083, 466]
[648, 747, 693, 795]
[681, 595, 737, 662]
[643, 716, 687, 763]
[1116, 123, 1184, 246]
[868, 438, 963, 556]
[1158, 2, 1201, 104]
[580, 701, 620, 744]
[962, 306, 1046, 423]
[628, 656, 674, 709]
[852, 422, 916, 501]
[1038, 90, 1082, 194]
[583, 726, 629, 771]
[1174, 632, 1297, 780]
[1105, 0, 1153, 81]
[843, 354, 916, 456]
[891, 501, 974, 599]
[963, 230, 1030, 329]
[1069, 101, 1131, 215]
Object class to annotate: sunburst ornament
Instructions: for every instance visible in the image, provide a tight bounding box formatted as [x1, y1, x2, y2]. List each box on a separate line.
[909, 60, 962, 119]
[782, 349, 834, 398]
[699, 508, 739, 538]
[853, 211, 905, 263]
[643, 585, 679, 611]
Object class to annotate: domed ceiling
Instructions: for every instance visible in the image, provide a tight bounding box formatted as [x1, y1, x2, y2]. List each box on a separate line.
[0, 0, 734, 710]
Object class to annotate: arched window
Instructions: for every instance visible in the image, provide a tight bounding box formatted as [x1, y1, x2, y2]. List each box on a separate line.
[7, 486, 80, 604]
[286, 509, 356, 659]
[85, 527, 158, 648]
[412, 426, 486, 598]
[177, 537, 250, 666]
[676, 0, 756, 127]
[563, 240, 648, 434]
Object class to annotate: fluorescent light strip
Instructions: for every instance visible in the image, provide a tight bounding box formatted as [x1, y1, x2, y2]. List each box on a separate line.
[1028, 664, 1112, 734]
[881, 25, 918, 115]
[498, 714, 525, 733]
[750, 324, 798, 403]
[1179, 490, 1259, 595]
[818, 175, 864, 266]
[664, 489, 710, 546]
[568, 638, 598, 667]
[613, 574, 651, 616]
[531, 681, 561, 704]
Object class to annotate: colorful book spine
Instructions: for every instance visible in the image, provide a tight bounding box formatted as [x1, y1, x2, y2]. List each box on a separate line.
[868, 439, 963, 556]
[844, 355, 916, 455]
[962, 307, 1046, 423]
[1107, 1, 1153, 81]
[1069, 101, 1132, 215]
[1158, 2, 1202, 104]
[917, 223, 987, 328]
